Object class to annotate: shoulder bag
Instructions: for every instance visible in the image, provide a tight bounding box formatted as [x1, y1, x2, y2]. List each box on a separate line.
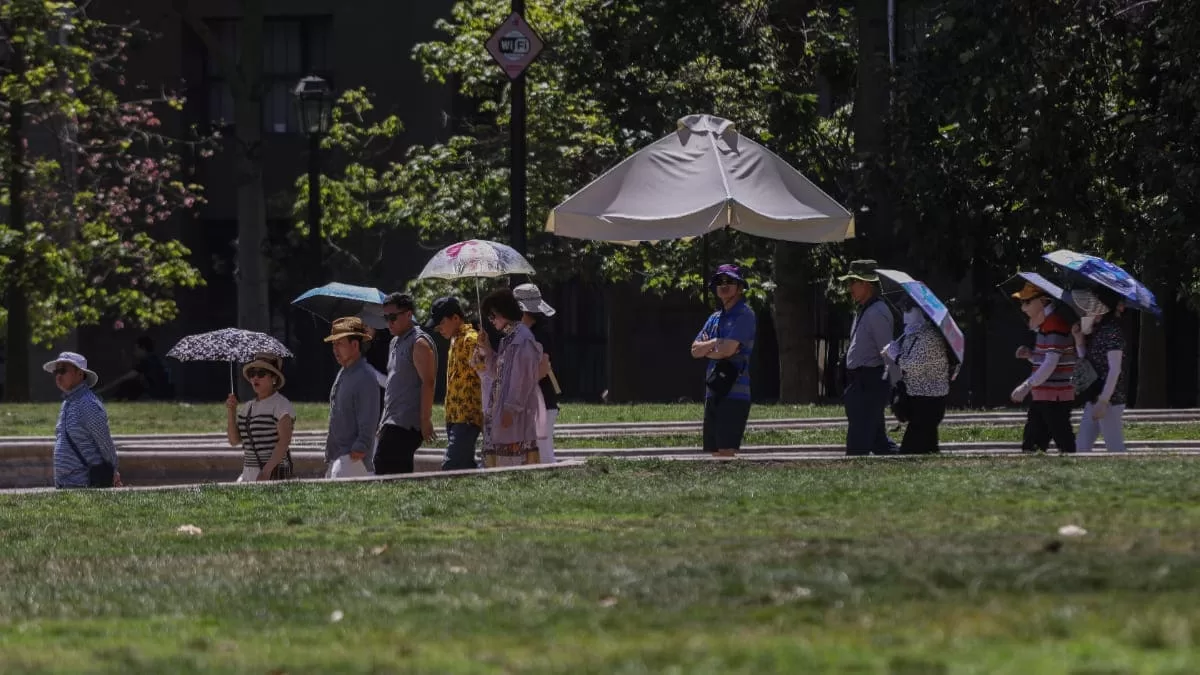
[63, 432, 115, 488]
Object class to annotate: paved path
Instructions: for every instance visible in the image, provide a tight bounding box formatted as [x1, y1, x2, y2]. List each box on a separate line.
[3, 408, 1198, 446]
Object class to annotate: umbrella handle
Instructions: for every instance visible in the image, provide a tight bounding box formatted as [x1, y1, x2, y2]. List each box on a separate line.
[230, 362, 235, 395]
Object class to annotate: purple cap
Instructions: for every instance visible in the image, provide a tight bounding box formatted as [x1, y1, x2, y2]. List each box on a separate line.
[709, 264, 748, 289]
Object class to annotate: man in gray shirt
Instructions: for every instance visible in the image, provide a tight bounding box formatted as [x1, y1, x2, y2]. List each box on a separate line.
[839, 260, 897, 456]
[323, 317, 381, 478]
[376, 292, 438, 474]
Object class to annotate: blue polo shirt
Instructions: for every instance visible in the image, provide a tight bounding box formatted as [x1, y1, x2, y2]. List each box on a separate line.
[696, 300, 756, 401]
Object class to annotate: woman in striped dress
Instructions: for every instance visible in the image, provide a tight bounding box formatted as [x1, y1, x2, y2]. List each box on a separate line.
[225, 353, 296, 481]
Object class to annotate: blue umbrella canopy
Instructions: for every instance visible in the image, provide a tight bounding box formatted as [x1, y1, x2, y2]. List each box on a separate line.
[876, 269, 965, 364]
[292, 283, 388, 325]
[1042, 250, 1161, 317]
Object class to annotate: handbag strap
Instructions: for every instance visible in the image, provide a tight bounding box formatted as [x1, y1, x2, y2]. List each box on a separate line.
[711, 308, 748, 376]
[63, 431, 95, 469]
[244, 401, 267, 469]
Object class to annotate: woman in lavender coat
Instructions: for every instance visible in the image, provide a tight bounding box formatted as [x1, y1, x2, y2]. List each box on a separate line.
[474, 288, 546, 467]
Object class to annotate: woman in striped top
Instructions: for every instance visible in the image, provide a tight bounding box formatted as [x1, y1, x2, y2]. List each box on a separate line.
[225, 353, 296, 481]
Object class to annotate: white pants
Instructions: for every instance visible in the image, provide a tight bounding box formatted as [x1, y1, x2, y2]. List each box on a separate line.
[235, 467, 259, 482]
[325, 455, 371, 479]
[1077, 402, 1126, 452]
[538, 408, 558, 464]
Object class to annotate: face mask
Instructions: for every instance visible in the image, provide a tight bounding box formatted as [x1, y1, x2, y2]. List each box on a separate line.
[1080, 316, 1096, 334]
[903, 308, 924, 328]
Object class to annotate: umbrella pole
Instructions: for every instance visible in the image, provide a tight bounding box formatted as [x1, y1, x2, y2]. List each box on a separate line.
[229, 362, 235, 395]
[475, 278, 483, 330]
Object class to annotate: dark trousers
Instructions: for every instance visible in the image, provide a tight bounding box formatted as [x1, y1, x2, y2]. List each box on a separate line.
[443, 423, 481, 470]
[1022, 400, 1076, 453]
[375, 424, 423, 474]
[703, 396, 752, 452]
[900, 395, 946, 454]
[845, 367, 893, 455]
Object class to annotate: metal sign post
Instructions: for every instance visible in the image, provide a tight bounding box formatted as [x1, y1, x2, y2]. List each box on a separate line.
[486, 6, 544, 257]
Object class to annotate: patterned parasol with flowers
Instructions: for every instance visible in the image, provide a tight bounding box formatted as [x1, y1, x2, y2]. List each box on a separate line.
[167, 328, 293, 392]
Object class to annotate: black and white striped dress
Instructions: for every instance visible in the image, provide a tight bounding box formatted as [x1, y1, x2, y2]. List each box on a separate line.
[237, 393, 295, 471]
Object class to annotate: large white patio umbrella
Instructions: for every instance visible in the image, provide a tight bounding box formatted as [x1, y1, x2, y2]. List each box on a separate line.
[546, 114, 854, 244]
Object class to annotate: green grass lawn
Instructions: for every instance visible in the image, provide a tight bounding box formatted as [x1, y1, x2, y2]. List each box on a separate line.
[0, 402, 852, 436]
[1, 458, 1199, 673]
[554, 423, 1200, 449]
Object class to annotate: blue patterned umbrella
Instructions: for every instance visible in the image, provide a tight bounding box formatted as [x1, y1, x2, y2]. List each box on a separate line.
[1043, 250, 1161, 317]
[877, 269, 965, 365]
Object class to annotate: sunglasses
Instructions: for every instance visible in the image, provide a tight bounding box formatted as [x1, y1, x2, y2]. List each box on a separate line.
[714, 277, 738, 287]
[53, 366, 73, 376]
[383, 311, 409, 322]
[246, 368, 273, 379]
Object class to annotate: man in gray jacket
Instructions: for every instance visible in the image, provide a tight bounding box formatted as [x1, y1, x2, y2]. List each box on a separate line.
[324, 317, 381, 478]
[839, 260, 897, 456]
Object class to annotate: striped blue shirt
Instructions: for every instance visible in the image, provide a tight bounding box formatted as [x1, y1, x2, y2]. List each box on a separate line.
[697, 300, 757, 401]
[54, 384, 119, 488]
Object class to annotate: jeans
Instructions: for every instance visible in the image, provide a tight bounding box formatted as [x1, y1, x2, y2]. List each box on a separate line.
[443, 423, 481, 470]
[375, 424, 423, 474]
[1077, 402, 1126, 452]
[845, 367, 893, 455]
[1022, 400, 1076, 453]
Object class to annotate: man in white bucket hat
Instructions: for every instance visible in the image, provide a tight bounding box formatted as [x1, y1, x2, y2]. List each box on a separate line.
[43, 352, 121, 488]
[515, 283, 560, 464]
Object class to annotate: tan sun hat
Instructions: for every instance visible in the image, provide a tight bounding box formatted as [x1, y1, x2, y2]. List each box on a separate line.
[323, 316, 373, 343]
[242, 353, 286, 389]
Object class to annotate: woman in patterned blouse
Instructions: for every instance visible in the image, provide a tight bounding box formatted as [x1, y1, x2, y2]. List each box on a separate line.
[1070, 289, 1128, 451]
[885, 303, 952, 454]
[474, 289, 545, 467]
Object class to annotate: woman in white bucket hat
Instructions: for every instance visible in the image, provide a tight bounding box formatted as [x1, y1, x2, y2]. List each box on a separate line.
[515, 283, 560, 464]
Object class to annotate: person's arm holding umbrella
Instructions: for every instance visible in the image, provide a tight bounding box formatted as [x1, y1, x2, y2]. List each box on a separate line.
[225, 394, 242, 447]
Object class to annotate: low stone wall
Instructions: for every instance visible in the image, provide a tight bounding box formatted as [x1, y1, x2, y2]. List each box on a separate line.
[0, 442, 443, 489]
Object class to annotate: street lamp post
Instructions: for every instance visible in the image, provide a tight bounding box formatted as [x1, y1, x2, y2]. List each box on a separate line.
[292, 75, 334, 275]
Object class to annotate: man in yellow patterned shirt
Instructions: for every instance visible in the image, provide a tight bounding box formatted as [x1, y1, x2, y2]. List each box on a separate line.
[425, 297, 483, 470]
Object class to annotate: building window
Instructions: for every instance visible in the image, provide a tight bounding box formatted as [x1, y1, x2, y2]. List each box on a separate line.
[203, 16, 332, 133]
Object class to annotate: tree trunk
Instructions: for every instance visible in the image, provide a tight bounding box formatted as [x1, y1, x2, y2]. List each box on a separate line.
[233, 1, 269, 333]
[773, 241, 820, 403]
[852, 0, 893, 262]
[3, 44, 31, 402]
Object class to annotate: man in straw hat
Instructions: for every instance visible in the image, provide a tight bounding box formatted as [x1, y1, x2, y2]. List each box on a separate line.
[1010, 281, 1077, 453]
[515, 283, 561, 464]
[323, 317, 382, 478]
[838, 259, 896, 456]
[44, 352, 121, 488]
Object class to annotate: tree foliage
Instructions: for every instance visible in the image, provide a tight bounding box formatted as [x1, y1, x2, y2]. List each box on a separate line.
[386, 0, 858, 306]
[1, 0, 212, 348]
